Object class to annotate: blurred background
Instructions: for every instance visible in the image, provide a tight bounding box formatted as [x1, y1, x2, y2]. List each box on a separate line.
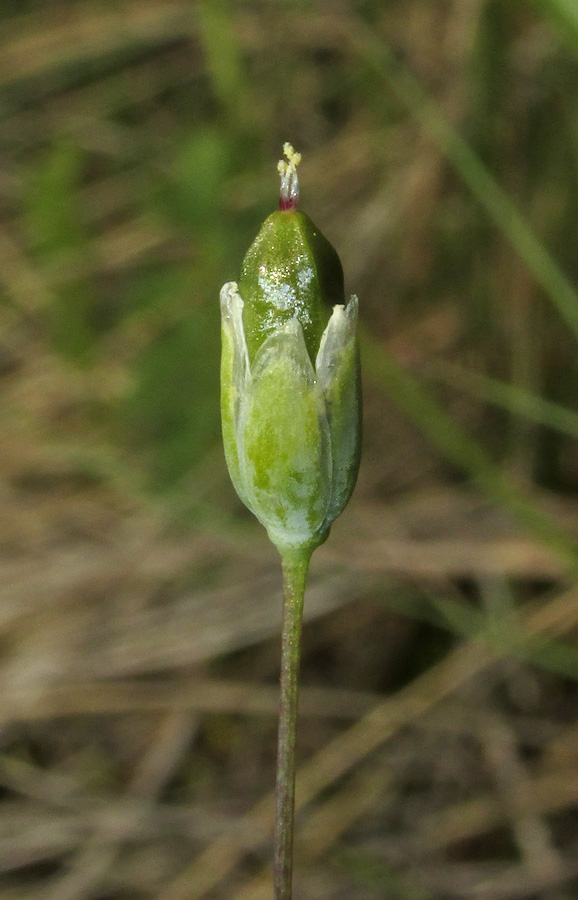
[2, 1, 578, 898]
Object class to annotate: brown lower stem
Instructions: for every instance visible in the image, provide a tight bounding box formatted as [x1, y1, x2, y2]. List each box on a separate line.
[273, 548, 311, 900]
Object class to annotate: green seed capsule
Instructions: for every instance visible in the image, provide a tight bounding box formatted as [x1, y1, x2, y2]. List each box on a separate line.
[220, 144, 361, 554]
[240, 208, 345, 364]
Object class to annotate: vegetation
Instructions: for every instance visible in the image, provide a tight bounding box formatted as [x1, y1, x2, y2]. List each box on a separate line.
[1, 1, 578, 898]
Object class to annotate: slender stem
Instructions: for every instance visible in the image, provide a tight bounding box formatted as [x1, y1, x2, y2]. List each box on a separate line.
[274, 548, 312, 900]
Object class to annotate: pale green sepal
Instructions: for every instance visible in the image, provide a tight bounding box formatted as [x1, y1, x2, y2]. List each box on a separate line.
[220, 282, 253, 510]
[316, 296, 361, 523]
[239, 318, 332, 552]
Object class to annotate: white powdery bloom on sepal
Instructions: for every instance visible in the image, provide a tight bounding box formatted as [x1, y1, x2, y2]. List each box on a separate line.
[220, 282, 360, 554]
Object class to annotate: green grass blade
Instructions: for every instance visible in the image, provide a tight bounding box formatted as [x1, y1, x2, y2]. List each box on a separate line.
[362, 329, 578, 571]
[380, 584, 578, 682]
[197, 0, 251, 129]
[431, 361, 578, 441]
[527, 0, 578, 58]
[349, 25, 578, 340]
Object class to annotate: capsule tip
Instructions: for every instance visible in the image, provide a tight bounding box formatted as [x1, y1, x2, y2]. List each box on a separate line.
[278, 142, 301, 211]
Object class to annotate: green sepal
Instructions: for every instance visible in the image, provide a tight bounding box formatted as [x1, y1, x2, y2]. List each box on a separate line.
[220, 283, 252, 510]
[238, 318, 331, 552]
[316, 298, 362, 522]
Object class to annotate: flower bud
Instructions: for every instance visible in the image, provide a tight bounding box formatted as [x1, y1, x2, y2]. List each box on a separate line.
[220, 144, 361, 554]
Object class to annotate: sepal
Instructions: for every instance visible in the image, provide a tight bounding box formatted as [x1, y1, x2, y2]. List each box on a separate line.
[316, 296, 361, 521]
[238, 319, 331, 551]
[220, 282, 252, 509]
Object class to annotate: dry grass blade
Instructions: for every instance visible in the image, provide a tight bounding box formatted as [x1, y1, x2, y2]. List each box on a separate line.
[42, 710, 198, 900]
[12, 678, 382, 723]
[158, 582, 578, 899]
[0, 1, 195, 90]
